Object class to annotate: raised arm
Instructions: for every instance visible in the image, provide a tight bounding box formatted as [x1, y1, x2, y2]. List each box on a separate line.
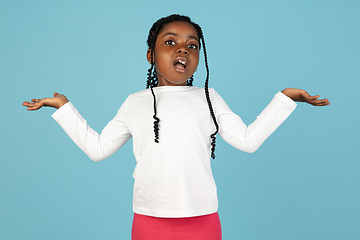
[214, 88, 329, 154]
[22, 92, 131, 162]
[214, 90, 297, 153]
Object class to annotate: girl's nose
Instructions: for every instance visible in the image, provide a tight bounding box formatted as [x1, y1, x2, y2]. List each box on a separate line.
[177, 47, 188, 55]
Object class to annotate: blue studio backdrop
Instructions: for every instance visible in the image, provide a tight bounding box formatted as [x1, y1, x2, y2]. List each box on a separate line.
[1, 0, 359, 239]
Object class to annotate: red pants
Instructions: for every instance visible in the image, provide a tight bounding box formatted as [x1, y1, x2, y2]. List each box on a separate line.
[131, 212, 222, 240]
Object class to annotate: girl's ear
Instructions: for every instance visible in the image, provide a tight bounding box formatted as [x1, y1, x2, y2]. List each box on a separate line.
[146, 49, 152, 64]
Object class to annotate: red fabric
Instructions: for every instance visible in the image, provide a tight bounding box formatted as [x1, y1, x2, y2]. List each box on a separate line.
[131, 212, 222, 240]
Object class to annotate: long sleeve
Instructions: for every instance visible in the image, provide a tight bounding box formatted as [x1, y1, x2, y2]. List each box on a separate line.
[52, 100, 132, 162]
[49, 87, 296, 218]
[212, 90, 297, 153]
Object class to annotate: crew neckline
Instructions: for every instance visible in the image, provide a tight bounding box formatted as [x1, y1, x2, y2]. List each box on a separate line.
[154, 85, 197, 90]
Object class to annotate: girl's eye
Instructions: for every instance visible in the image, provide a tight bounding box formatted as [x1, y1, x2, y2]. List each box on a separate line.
[165, 40, 175, 45]
[188, 44, 198, 50]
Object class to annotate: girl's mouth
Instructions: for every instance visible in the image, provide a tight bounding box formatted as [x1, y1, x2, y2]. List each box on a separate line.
[174, 59, 187, 73]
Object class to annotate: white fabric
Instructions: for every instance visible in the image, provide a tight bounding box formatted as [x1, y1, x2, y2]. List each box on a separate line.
[52, 86, 296, 218]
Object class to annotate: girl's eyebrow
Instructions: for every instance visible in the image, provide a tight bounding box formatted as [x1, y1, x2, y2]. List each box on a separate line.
[161, 32, 199, 43]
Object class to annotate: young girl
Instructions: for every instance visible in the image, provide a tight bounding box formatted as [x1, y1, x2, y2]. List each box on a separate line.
[23, 14, 329, 240]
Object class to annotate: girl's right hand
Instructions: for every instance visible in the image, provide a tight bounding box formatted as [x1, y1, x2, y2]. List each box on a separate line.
[22, 92, 69, 111]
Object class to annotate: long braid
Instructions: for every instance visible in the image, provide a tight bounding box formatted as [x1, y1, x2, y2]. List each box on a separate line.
[146, 63, 153, 89]
[197, 28, 219, 159]
[150, 86, 160, 143]
[146, 40, 160, 142]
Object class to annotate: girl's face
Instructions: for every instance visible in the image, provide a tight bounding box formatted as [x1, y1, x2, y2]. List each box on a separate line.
[147, 21, 200, 86]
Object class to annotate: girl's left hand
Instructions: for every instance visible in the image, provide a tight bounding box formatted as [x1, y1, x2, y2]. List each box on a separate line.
[281, 88, 330, 106]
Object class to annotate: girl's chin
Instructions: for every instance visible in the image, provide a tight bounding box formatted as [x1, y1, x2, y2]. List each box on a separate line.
[156, 71, 192, 86]
[157, 79, 188, 86]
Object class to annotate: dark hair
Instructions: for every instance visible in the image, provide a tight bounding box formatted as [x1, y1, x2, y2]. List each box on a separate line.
[146, 14, 219, 159]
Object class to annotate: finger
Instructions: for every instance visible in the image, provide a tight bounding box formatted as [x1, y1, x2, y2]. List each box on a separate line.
[304, 94, 322, 104]
[309, 95, 320, 100]
[27, 103, 43, 111]
[23, 100, 45, 110]
[309, 99, 329, 106]
[54, 92, 64, 98]
[306, 95, 318, 100]
[55, 93, 65, 99]
[23, 101, 36, 107]
[322, 99, 330, 106]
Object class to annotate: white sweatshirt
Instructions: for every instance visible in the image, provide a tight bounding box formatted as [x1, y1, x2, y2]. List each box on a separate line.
[52, 86, 296, 218]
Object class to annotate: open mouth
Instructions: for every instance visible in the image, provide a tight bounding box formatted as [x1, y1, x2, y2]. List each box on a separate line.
[174, 59, 187, 72]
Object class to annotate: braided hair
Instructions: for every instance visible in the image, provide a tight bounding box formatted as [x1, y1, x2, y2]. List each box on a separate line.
[146, 14, 219, 159]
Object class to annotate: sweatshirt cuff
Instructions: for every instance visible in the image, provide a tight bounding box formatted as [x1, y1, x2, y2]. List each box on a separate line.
[51, 102, 74, 120]
[275, 91, 297, 110]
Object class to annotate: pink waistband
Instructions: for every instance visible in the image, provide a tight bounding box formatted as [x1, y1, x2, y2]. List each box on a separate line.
[132, 212, 222, 240]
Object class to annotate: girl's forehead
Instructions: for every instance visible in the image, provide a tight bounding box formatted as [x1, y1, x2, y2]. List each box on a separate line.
[158, 21, 198, 39]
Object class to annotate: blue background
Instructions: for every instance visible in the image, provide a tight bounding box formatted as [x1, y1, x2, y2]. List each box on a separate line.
[1, 0, 359, 239]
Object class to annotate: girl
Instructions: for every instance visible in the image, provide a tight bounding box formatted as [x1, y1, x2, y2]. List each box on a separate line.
[22, 14, 329, 240]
